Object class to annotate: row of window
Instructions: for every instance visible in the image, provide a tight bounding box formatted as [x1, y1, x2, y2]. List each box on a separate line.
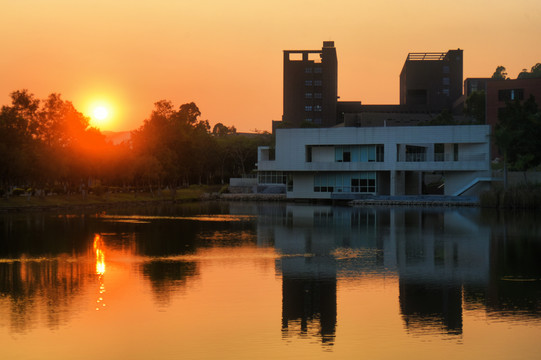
[305, 80, 322, 86]
[498, 88, 524, 101]
[258, 171, 287, 185]
[314, 172, 377, 194]
[305, 92, 323, 99]
[305, 67, 323, 74]
[335, 145, 384, 163]
[305, 105, 322, 112]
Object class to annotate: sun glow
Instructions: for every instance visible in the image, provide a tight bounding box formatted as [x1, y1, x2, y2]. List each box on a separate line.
[87, 101, 114, 130]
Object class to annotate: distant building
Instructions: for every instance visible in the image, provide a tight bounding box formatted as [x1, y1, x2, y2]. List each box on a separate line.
[462, 77, 541, 157]
[400, 50, 463, 113]
[282, 41, 338, 127]
[485, 78, 541, 128]
[278, 43, 465, 130]
[257, 125, 492, 199]
[464, 78, 489, 97]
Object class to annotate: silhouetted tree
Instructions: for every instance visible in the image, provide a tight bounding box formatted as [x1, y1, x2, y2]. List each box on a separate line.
[517, 63, 541, 79]
[464, 90, 486, 124]
[492, 66, 508, 80]
[495, 95, 541, 186]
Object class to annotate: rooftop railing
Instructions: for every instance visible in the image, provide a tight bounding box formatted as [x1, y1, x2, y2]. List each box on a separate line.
[407, 52, 447, 61]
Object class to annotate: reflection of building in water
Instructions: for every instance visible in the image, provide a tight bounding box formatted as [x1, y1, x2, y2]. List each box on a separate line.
[256, 204, 496, 339]
[470, 222, 541, 319]
[263, 203, 390, 346]
[393, 210, 490, 336]
[282, 277, 336, 345]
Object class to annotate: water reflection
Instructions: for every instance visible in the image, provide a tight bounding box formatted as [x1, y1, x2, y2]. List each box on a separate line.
[0, 203, 540, 357]
[93, 234, 106, 311]
[251, 203, 541, 341]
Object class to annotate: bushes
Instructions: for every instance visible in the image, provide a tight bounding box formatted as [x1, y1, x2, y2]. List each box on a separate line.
[480, 184, 541, 209]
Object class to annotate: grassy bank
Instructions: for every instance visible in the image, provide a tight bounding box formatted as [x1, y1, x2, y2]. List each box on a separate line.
[0, 185, 223, 212]
[480, 183, 541, 209]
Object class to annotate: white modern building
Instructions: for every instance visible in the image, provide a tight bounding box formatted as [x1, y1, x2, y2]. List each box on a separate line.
[257, 125, 492, 199]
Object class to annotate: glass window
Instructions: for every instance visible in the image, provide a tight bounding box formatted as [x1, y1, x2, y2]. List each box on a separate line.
[305, 93, 313, 99]
[314, 80, 322, 86]
[305, 106, 312, 111]
[304, 80, 312, 86]
[305, 67, 312, 74]
[314, 93, 322, 99]
[314, 67, 322, 73]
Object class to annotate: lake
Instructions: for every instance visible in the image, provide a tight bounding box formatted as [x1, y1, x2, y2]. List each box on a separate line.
[1, 202, 540, 359]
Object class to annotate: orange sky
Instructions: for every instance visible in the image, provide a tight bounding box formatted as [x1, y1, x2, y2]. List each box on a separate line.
[2, 0, 540, 132]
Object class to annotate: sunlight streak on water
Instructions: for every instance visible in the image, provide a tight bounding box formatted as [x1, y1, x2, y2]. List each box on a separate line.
[93, 234, 107, 311]
[98, 214, 256, 222]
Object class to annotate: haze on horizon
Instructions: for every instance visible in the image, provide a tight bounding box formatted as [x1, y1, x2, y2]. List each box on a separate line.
[2, 0, 540, 132]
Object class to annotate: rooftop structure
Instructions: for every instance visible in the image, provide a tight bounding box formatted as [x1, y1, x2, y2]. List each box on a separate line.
[400, 49, 463, 113]
[282, 41, 338, 127]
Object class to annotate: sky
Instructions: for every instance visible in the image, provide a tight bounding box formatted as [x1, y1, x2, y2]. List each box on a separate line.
[1, 0, 540, 132]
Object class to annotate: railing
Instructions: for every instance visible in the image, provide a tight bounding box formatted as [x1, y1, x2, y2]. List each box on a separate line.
[405, 153, 426, 162]
[403, 153, 487, 162]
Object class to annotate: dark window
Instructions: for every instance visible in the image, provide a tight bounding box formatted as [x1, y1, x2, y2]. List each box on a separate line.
[343, 152, 351, 162]
[498, 89, 524, 101]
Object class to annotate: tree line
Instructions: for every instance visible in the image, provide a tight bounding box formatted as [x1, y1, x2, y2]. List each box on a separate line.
[0, 90, 271, 197]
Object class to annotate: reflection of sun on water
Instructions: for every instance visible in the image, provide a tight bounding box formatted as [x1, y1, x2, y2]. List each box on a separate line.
[93, 234, 107, 311]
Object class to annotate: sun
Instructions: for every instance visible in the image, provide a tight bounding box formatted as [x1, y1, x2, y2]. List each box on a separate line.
[93, 106, 109, 121]
[88, 103, 113, 129]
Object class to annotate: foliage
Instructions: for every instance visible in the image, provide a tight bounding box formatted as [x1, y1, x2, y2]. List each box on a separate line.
[464, 90, 486, 124]
[492, 66, 508, 80]
[494, 95, 541, 171]
[480, 183, 541, 209]
[0, 90, 270, 198]
[517, 63, 541, 79]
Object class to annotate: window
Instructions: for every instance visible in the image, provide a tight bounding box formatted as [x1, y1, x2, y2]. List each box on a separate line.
[314, 67, 322, 73]
[314, 118, 322, 124]
[434, 143, 444, 162]
[498, 89, 524, 101]
[305, 67, 312, 74]
[443, 77, 450, 85]
[314, 80, 322, 86]
[304, 80, 313, 86]
[442, 88, 450, 96]
[258, 171, 287, 185]
[304, 106, 312, 111]
[314, 172, 376, 194]
[453, 144, 459, 161]
[405, 145, 427, 162]
[314, 93, 322, 99]
[305, 118, 313, 123]
[287, 175, 293, 192]
[335, 145, 382, 162]
[314, 105, 322, 112]
[443, 65, 450, 74]
[376, 145, 384, 162]
[305, 92, 313, 99]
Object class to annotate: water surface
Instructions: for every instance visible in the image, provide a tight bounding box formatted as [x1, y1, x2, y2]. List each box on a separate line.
[1, 202, 540, 359]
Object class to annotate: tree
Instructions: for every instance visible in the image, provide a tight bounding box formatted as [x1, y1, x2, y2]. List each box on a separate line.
[212, 122, 236, 136]
[518, 63, 541, 79]
[492, 66, 508, 80]
[495, 95, 541, 186]
[464, 90, 486, 124]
